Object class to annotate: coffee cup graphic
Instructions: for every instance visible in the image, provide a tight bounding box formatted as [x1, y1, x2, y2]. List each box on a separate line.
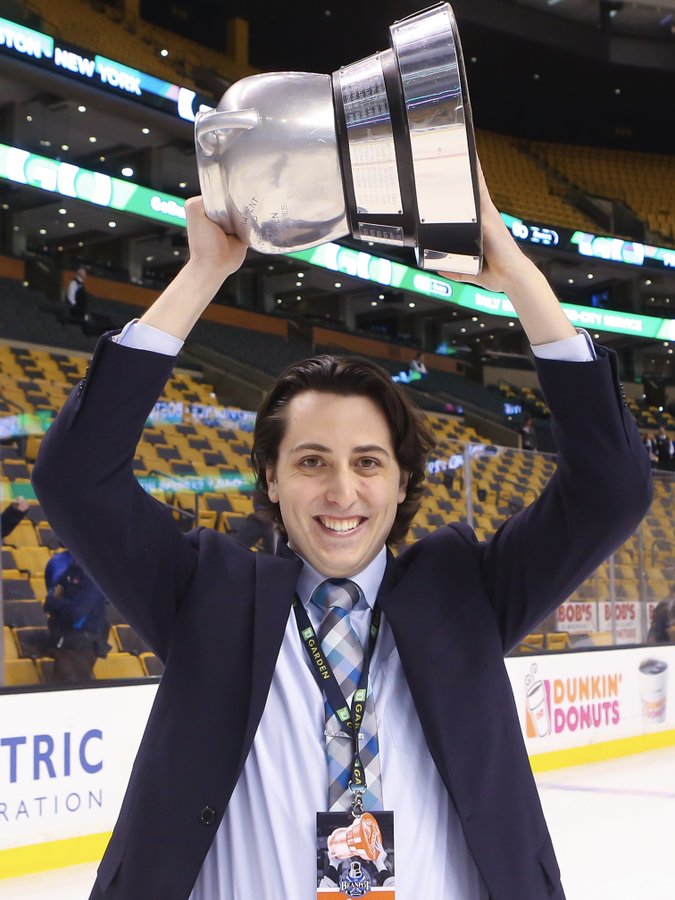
[526, 664, 551, 737]
[327, 813, 382, 861]
[639, 658, 668, 724]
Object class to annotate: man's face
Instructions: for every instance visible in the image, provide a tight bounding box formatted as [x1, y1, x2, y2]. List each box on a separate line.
[267, 391, 408, 578]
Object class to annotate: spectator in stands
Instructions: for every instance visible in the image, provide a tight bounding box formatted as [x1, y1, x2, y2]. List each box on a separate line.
[44, 549, 110, 683]
[66, 266, 89, 323]
[642, 432, 657, 465]
[520, 416, 537, 451]
[647, 598, 675, 644]
[409, 351, 428, 378]
[32, 166, 653, 900]
[0, 496, 29, 538]
[232, 494, 276, 554]
[654, 426, 673, 470]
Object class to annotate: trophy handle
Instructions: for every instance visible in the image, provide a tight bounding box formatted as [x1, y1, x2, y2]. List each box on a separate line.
[195, 108, 259, 157]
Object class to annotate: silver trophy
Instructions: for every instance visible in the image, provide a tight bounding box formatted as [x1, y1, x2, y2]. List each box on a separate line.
[195, 3, 482, 275]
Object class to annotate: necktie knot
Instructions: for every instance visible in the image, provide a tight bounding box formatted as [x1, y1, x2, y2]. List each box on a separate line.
[311, 578, 362, 613]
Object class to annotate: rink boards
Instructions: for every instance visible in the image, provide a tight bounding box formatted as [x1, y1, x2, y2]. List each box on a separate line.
[1, 646, 674, 879]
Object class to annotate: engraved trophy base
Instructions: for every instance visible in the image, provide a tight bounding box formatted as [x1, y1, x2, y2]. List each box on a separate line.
[332, 3, 482, 275]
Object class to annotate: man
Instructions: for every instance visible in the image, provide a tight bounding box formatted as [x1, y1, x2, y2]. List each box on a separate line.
[32, 165, 652, 900]
[654, 425, 673, 470]
[44, 548, 110, 682]
[647, 597, 675, 644]
[66, 266, 89, 322]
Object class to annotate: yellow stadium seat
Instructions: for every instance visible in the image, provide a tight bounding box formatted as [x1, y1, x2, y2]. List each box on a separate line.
[3, 520, 39, 548]
[5, 658, 40, 686]
[3, 626, 19, 661]
[546, 632, 570, 651]
[13, 546, 51, 577]
[94, 653, 146, 680]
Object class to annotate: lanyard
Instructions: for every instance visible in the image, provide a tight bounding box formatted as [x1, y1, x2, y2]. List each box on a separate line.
[292, 594, 381, 815]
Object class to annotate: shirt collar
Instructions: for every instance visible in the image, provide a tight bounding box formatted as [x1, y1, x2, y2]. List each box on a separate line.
[295, 546, 387, 612]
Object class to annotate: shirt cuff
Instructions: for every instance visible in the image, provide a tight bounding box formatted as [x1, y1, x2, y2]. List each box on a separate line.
[111, 319, 184, 356]
[531, 328, 596, 362]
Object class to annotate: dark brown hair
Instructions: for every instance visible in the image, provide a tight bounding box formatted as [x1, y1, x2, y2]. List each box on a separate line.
[251, 354, 435, 545]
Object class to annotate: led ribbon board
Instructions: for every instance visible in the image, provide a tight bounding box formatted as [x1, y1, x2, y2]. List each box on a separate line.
[0, 142, 186, 227]
[502, 213, 675, 273]
[0, 16, 212, 122]
[0, 143, 671, 342]
[289, 243, 675, 341]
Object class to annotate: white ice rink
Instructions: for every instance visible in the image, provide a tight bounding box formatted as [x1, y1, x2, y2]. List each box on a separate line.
[2, 746, 674, 900]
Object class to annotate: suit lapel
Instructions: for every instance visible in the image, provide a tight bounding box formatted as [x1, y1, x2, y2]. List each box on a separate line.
[239, 550, 303, 759]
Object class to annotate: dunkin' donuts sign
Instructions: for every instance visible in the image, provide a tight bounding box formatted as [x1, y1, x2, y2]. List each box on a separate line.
[525, 663, 622, 738]
[508, 646, 675, 754]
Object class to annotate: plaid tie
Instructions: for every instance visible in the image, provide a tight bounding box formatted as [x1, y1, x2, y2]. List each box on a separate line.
[311, 578, 382, 812]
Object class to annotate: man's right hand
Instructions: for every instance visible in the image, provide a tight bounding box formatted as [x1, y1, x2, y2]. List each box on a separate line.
[185, 197, 247, 278]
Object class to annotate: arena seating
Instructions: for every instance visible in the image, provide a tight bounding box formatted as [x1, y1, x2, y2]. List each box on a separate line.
[2, 331, 672, 685]
[530, 140, 675, 243]
[476, 131, 598, 232]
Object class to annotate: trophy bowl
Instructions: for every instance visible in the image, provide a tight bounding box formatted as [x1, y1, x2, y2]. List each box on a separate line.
[195, 2, 482, 275]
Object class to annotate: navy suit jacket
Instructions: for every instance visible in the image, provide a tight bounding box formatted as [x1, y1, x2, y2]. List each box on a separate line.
[32, 332, 652, 900]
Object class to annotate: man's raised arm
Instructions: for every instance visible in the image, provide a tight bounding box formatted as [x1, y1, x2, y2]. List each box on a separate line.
[32, 201, 247, 657]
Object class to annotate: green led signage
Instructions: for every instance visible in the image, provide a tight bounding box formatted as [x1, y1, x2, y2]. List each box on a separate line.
[0, 143, 186, 226]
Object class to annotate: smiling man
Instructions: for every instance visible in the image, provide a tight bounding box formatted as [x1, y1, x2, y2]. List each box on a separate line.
[32, 169, 652, 900]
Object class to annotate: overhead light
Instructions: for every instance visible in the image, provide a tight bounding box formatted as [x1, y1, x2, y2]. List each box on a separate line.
[58, 207, 67, 214]
[479, 323, 485, 328]
[25, 115, 32, 122]
[645, 279, 652, 285]
[669, 349, 673, 355]
[594, 333, 600, 339]
[470, 56, 478, 63]
[99, 155, 106, 162]
[408, 302, 416, 308]
[614, 88, 621, 95]
[141, 127, 150, 135]
[296, 295, 302, 300]
[1, 203, 8, 210]
[276, 298, 282, 304]
[587, 273, 594, 279]
[160, 48, 169, 57]
[508, 321, 515, 327]
[12, 225, 19, 231]
[460, 327, 466, 333]
[146, 255, 154, 261]
[533, 73, 540, 80]
[334, 282, 342, 288]
[77, 105, 86, 113]
[378, 294, 384, 300]
[664, 342, 670, 347]
[295, 281, 302, 287]
[77, 241, 83, 247]
[108, 221, 117, 228]
[568, 278, 574, 284]
[267, 265, 274, 271]
[39, 228, 46, 235]
[61, 144, 69, 151]
[370, 300, 378, 307]
[178, 181, 187, 188]
[67, 222, 75, 228]
[471, 316, 478, 322]
[39, 139, 51, 147]
[22, 280, 29, 287]
[121, 167, 134, 177]
[173, 249, 180, 256]
[88, 136, 97, 143]
[57, 245, 63, 251]
[298, 272, 304, 278]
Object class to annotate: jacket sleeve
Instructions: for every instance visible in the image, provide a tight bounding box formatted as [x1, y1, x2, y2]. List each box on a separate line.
[31, 331, 199, 659]
[463, 343, 653, 652]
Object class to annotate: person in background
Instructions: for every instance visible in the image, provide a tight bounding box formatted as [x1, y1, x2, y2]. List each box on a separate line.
[647, 598, 675, 644]
[231, 494, 276, 554]
[520, 415, 537, 451]
[409, 351, 428, 378]
[44, 548, 110, 683]
[0, 496, 29, 538]
[66, 266, 89, 323]
[654, 426, 673, 470]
